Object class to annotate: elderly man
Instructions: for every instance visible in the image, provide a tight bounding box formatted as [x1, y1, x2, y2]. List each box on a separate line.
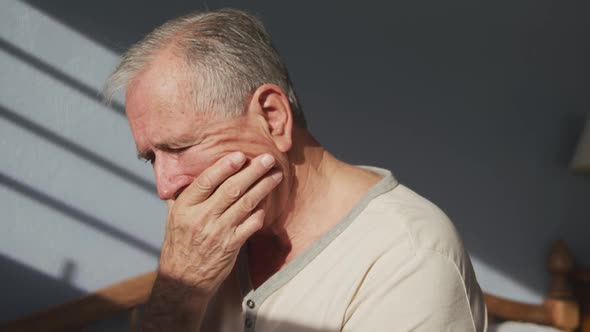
[105, 9, 487, 332]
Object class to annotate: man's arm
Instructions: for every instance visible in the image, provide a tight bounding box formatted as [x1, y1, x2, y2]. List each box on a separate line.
[140, 152, 282, 331]
[140, 273, 210, 331]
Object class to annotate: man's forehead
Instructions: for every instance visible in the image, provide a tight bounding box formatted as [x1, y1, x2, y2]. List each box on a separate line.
[126, 47, 193, 108]
[126, 79, 200, 141]
[127, 75, 187, 115]
[124, 50, 248, 150]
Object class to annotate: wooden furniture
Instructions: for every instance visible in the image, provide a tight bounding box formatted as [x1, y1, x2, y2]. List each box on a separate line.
[574, 269, 590, 332]
[0, 271, 156, 332]
[486, 241, 581, 331]
[0, 240, 587, 331]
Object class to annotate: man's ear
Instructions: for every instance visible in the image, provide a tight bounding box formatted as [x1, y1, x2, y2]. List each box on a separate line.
[248, 84, 293, 153]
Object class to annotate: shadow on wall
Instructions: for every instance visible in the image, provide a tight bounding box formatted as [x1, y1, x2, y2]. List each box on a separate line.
[0, 36, 157, 194]
[0, 173, 160, 326]
[0, 253, 83, 323]
[0, 171, 159, 258]
[22, 0, 208, 53]
[0, 103, 154, 194]
[0, 33, 160, 263]
[0, 252, 131, 331]
[0, 173, 160, 257]
[0, 37, 126, 116]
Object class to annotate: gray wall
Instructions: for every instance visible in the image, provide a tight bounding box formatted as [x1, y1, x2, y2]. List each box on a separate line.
[1, 0, 589, 325]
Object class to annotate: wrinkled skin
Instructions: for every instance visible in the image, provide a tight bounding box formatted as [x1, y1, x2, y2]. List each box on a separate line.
[125, 47, 294, 330]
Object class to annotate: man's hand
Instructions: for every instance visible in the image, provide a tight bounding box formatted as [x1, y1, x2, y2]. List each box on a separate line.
[141, 152, 283, 331]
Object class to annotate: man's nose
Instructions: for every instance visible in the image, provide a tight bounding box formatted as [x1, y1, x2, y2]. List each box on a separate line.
[153, 154, 192, 200]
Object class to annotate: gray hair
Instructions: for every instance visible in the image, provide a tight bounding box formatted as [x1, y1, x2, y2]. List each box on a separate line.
[104, 8, 306, 127]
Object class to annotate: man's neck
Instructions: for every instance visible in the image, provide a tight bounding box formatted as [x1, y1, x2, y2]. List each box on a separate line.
[246, 129, 382, 287]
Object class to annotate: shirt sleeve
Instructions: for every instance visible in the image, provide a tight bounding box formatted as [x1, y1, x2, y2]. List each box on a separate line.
[342, 248, 487, 332]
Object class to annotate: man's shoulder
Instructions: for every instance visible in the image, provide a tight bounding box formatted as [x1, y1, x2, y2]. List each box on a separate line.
[361, 182, 466, 262]
[354, 181, 482, 301]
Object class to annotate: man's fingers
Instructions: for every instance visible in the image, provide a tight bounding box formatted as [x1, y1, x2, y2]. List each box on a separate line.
[179, 152, 247, 206]
[208, 153, 277, 215]
[233, 208, 265, 245]
[223, 169, 283, 225]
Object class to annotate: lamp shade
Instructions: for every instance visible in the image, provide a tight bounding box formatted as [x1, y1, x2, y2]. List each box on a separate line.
[571, 116, 590, 172]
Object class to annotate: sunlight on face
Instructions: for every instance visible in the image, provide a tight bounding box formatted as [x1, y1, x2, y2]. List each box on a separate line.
[125, 48, 289, 231]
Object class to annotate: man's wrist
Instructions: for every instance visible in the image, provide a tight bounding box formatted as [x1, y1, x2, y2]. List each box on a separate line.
[140, 272, 211, 331]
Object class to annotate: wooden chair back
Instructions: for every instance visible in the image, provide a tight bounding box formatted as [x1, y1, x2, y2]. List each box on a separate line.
[485, 241, 580, 331]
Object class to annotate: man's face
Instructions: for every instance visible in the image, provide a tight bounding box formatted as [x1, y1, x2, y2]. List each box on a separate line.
[125, 52, 287, 216]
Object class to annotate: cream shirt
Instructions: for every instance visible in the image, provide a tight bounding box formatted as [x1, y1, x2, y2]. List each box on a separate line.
[201, 167, 487, 332]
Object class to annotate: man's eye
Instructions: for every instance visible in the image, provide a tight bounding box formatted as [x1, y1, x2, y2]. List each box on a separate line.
[138, 154, 155, 165]
[170, 146, 191, 154]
